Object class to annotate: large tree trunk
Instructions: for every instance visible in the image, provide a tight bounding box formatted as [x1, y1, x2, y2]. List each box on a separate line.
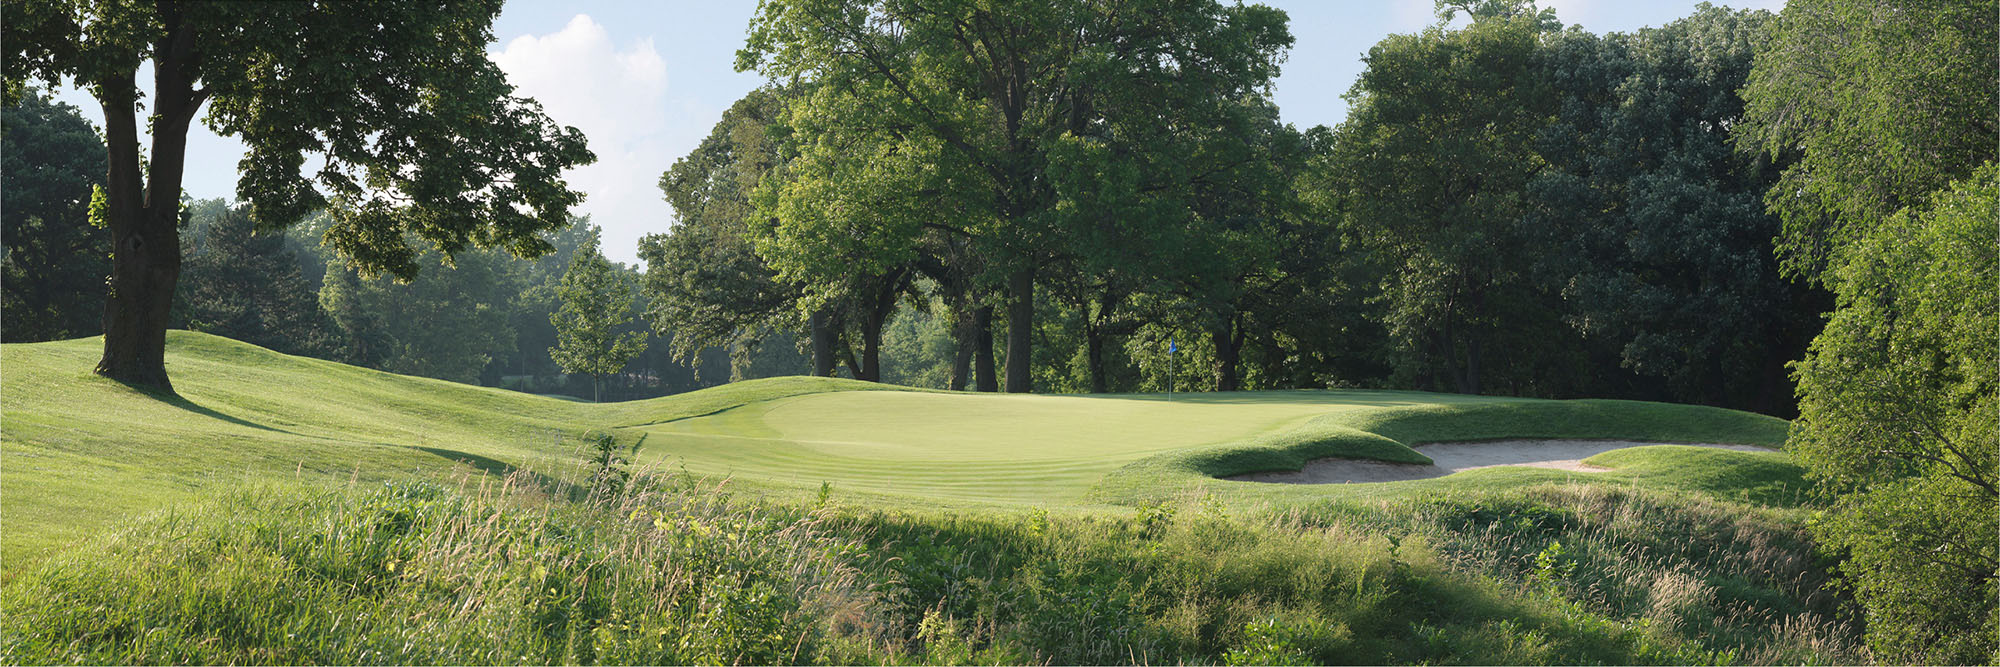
[858, 314, 882, 382]
[949, 300, 973, 391]
[1463, 335, 1483, 395]
[1004, 268, 1033, 393]
[1086, 322, 1108, 394]
[810, 308, 836, 377]
[974, 305, 997, 392]
[95, 21, 204, 392]
[1211, 315, 1241, 392]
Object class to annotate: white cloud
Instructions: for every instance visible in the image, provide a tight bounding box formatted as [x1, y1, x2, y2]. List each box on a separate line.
[491, 14, 675, 266]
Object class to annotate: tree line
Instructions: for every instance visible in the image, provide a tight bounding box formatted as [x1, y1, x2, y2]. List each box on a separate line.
[643, 1, 1824, 416]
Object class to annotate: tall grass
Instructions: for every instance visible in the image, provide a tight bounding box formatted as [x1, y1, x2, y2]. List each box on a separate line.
[1, 469, 1862, 665]
[0, 470, 875, 665]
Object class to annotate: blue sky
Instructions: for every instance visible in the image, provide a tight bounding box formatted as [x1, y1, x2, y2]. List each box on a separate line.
[51, 0, 1781, 266]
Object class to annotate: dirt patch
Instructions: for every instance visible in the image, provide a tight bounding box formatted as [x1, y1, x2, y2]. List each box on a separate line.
[1223, 439, 1778, 484]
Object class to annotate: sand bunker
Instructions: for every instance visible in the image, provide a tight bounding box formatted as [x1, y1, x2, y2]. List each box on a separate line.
[1225, 439, 1777, 484]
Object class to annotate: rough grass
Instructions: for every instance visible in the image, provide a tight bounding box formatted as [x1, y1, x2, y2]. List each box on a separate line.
[0, 472, 1860, 665]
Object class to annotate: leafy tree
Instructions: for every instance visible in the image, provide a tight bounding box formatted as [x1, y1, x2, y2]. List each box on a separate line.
[551, 237, 647, 402]
[1329, 4, 1567, 395]
[173, 200, 338, 357]
[1740, 0, 1997, 660]
[1, 87, 107, 342]
[1787, 166, 1996, 664]
[642, 89, 828, 376]
[1530, 6, 1824, 414]
[319, 249, 520, 385]
[1737, 0, 1997, 282]
[740, 0, 1291, 393]
[3, 0, 592, 391]
[507, 217, 603, 378]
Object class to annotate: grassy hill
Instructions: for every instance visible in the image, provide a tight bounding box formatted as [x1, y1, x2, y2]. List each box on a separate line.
[3, 332, 1860, 664]
[3, 331, 1794, 571]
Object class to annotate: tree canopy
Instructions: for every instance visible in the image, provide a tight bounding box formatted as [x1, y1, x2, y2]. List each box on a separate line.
[1, 87, 107, 343]
[2, 0, 593, 389]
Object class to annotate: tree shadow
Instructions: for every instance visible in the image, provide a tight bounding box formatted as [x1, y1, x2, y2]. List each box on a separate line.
[410, 446, 585, 501]
[110, 376, 303, 435]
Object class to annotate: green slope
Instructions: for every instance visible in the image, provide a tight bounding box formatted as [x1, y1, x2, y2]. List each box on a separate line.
[1, 331, 1795, 572]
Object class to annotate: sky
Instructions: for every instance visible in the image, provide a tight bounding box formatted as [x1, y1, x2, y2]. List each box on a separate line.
[49, 0, 1782, 267]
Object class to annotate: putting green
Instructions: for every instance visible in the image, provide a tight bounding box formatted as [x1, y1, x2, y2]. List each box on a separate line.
[629, 389, 1510, 502]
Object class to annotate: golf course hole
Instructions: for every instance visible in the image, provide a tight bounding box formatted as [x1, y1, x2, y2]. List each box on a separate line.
[1224, 439, 1779, 484]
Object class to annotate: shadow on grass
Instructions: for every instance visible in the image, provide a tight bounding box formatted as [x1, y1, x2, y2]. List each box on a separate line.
[410, 446, 588, 502]
[110, 376, 306, 436]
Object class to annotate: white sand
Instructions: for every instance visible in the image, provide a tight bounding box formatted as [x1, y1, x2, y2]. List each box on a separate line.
[1223, 439, 1778, 484]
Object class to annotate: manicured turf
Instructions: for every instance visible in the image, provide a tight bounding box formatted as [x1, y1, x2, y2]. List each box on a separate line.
[1, 331, 1798, 573]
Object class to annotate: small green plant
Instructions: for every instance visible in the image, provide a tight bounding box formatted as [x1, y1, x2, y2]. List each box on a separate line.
[1532, 538, 1578, 592]
[583, 430, 643, 501]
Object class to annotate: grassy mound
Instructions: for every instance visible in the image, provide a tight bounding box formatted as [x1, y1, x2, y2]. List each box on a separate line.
[0, 474, 1857, 665]
[0, 476, 870, 664]
[0, 332, 890, 567]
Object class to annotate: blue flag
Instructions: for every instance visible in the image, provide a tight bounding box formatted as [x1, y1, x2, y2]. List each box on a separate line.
[1169, 339, 1177, 354]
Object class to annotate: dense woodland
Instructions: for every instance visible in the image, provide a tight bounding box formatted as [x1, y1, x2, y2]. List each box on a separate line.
[2, 0, 1992, 660]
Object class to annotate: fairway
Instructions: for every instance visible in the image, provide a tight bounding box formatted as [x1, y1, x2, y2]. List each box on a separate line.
[2, 332, 1795, 570]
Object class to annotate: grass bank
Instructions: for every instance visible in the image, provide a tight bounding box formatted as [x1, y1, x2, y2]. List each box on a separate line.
[0, 470, 1858, 664]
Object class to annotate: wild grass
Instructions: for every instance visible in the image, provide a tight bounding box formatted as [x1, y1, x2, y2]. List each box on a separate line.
[0, 469, 1861, 665]
[0, 470, 877, 665]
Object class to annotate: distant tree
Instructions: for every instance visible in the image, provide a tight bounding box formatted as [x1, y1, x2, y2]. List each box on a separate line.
[641, 89, 821, 375]
[551, 237, 647, 402]
[740, 0, 1292, 393]
[1, 87, 107, 342]
[1530, 6, 1824, 413]
[508, 217, 603, 378]
[1329, 4, 1568, 395]
[174, 200, 338, 356]
[320, 249, 520, 385]
[3, 0, 592, 391]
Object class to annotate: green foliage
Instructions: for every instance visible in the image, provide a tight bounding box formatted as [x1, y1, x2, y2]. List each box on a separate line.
[1328, 5, 1568, 396]
[1736, 0, 1997, 659]
[0, 87, 108, 342]
[173, 200, 340, 357]
[1737, 0, 1997, 282]
[641, 88, 802, 366]
[321, 248, 521, 384]
[1531, 6, 1824, 413]
[551, 236, 648, 399]
[1785, 165, 1997, 664]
